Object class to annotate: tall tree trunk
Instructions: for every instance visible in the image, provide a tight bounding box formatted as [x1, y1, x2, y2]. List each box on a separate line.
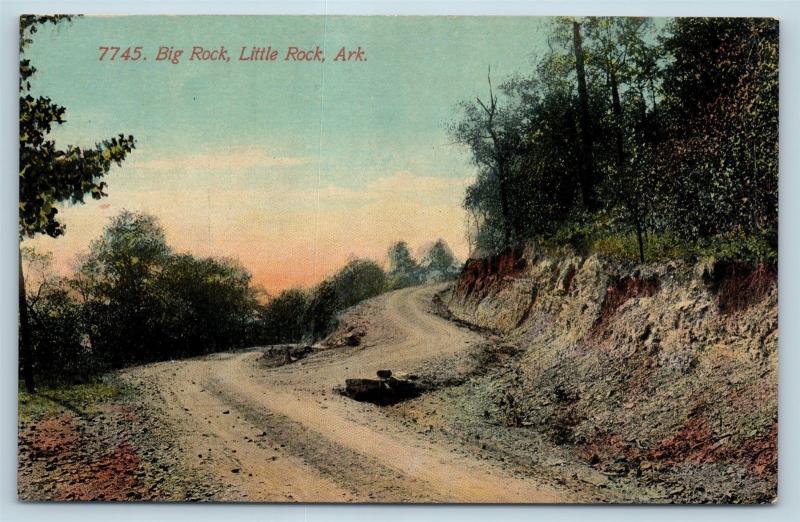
[496, 162, 513, 247]
[634, 216, 645, 263]
[611, 69, 645, 263]
[573, 21, 597, 210]
[609, 68, 625, 172]
[18, 248, 35, 393]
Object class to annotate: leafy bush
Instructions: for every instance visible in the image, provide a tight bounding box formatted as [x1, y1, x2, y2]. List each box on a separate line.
[330, 258, 387, 310]
[260, 288, 311, 344]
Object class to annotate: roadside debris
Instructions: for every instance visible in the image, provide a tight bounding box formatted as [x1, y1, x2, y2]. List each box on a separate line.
[341, 370, 421, 405]
[257, 345, 313, 367]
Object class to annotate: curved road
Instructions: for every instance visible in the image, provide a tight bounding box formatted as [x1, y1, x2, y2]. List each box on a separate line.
[126, 285, 567, 503]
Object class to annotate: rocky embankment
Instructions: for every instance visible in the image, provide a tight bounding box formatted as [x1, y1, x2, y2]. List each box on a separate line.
[444, 246, 777, 503]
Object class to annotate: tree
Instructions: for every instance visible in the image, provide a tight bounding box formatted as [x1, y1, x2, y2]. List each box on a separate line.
[451, 68, 525, 247]
[158, 254, 260, 356]
[583, 17, 656, 262]
[302, 258, 387, 341]
[73, 211, 260, 365]
[260, 288, 311, 344]
[330, 258, 387, 310]
[387, 241, 419, 288]
[76, 211, 170, 366]
[562, 17, 599, 210]
[18, 16, 136, 391]
[22, 248, 90, 382]
[306, 280, 339, 340]
[453, 16, 776, 265]
[652, 18, 778, 243]
[419, 239, 459, 282]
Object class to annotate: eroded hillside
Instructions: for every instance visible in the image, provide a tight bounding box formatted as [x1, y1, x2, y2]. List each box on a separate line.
[443, 246, 777, 503]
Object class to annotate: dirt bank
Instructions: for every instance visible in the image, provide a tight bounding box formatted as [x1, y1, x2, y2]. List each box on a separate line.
[444, 246, 777, 503]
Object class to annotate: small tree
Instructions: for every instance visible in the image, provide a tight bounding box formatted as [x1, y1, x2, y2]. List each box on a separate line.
[260, 288, 310, 344]
[387, 241, 419, 288]
[450, 68, 524, 248]
[306, 280, 339, 340]
[330, 259, 387, 309]
[22, 248, 90, 382]
[420, 239, 460, 281]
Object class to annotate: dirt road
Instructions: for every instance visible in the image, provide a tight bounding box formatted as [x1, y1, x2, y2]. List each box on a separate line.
[125, 285, 569, 503]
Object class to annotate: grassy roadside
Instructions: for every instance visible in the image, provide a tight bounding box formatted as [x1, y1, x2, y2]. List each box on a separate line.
[18, 374, 133, 422]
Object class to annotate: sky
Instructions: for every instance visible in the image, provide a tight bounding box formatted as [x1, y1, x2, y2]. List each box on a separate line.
[25, 15, 554, 293]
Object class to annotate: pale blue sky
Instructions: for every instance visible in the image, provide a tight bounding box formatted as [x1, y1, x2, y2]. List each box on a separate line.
[25, 16, 554, 290]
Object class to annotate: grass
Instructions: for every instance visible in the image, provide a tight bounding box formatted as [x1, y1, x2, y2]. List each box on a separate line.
[18, 374, 132, 421]
[541, 223, 777, 266]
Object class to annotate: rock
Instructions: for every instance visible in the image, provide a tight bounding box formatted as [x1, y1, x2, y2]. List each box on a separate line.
[342, 376, 421, 405]
[578, 470, 609, 487]
[344, 378, 383, 401]
[259, 344, 313, 367]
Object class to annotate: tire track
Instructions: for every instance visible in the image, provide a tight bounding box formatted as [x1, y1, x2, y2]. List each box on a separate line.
[208, 379, 442, 502]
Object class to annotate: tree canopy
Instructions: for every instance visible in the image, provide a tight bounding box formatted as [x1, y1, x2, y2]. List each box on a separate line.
[19, 15, 136, 240]
[451, 17, 778, 264]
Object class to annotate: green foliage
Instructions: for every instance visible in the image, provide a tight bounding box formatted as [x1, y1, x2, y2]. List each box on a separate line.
[22, 247, 97, 382]
[585, 232, 691, 262]
[25, 211, 261, 376]
[652, 18, 778, 241]
[306, 258, 387, 339]
[387, 239, 462, 288]
[24, 226, 460, 382]
[330, 259, 387, 310]
[542, 223, 776, 265]
[259, 288, 311, 344]
[73, 211, 172, 366]
[387, 241, 420, 288]
[157, 254, 259, 358]
[18, 15, 136, 392]
[451, 16, 778, 265]
[699, 232, 778, 266]
[306, 280, 340, 340]
[19, 16, 136, 239]
[259, 258, 387, 344]
[419, 239, 460, 282]
[260, 243, 459, 344]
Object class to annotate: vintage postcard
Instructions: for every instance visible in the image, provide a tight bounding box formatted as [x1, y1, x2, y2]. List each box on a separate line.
[17, 15, 777, 503]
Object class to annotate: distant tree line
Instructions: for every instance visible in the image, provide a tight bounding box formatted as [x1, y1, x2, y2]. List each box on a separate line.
[451, 17, 777, 264]
[23, 210, 461, 382]
[259, 238, 461, 345]
[386, 239, 461, 288]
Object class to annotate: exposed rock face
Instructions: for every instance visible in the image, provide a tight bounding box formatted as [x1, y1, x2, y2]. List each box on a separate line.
[446, 245, 777, 503]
